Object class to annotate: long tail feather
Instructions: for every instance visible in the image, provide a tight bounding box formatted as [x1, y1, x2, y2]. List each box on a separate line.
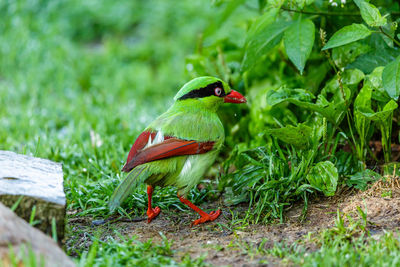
[108, 165, 149, 212]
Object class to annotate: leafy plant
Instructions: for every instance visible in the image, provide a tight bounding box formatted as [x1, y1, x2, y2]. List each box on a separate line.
[186, 0, 400, 222]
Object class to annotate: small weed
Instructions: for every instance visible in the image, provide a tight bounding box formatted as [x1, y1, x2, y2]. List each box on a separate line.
[381, 190, 392, 198]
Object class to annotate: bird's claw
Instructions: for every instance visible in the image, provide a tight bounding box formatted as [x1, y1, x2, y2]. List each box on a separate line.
[190, 209, 221, 227]
[147, 206, 161, 223]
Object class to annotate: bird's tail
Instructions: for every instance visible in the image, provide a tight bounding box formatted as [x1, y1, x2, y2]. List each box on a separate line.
[108, 165, 149, 212]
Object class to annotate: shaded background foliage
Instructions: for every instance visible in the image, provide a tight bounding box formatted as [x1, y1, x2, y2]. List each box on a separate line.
[0, 0, 216, 217]
[1, 0, 400, 226]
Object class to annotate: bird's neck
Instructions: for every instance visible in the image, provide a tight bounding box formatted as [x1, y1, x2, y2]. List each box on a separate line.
[171, 99, 220, 114]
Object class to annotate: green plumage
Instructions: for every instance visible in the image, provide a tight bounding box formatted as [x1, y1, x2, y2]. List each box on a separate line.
[109, 77, 232, 211]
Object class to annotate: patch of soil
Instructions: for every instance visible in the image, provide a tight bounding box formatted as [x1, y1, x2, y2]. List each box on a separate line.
[66, 178, 400, 266]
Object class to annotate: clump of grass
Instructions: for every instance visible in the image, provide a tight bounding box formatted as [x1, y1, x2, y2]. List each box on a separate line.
[251, 208, 400, 266]
[220, 141, 327, 224]
[77, 232, 209, 267]
[3, 244, 46, 267]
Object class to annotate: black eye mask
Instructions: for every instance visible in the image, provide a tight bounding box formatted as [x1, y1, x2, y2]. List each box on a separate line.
[178, 81, 226, 100]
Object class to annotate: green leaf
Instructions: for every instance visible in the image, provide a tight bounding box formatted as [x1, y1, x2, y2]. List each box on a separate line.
[306, 161, 338, 196]
[242, 18, 292, 71]
[267, 87, 348, 125]
[380, 23, 396, 48]
[358, 99, 398, 122]
[322, 24, 372, 50]
[267, 87, 315, 106]
[266, 123, 313, 149]
[246, 8, 280, 39]
[315, 95, 348, 125]
[363, 66, 391, 102]
[346, 169, 381, 190]
[347, 47, 399, 74]
[354, 0, 387, 27]
[382, 56, 400, 100]
[332, 42, 370, 69]
[354, 84, 372, 111]
[283, 19, 315, 74]
[353, 84, 373, 161]
[341, 68, 365, 86]
[267, 70, 364, 126]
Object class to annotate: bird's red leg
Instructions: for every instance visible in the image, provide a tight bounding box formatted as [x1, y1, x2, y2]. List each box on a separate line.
[146, 185, 160, 223]
[177, 193, 221, 226]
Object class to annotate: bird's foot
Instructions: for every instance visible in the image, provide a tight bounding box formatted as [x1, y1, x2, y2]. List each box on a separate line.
[190, 209, 221, 227]
[147, 207, 161, 223]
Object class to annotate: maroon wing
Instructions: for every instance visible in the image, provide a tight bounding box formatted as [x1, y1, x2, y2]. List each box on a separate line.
[125, 131, 155, 164]
[122, 133, 214, 172]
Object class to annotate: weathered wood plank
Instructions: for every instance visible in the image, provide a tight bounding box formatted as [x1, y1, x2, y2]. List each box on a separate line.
[0, 150, 66, 241]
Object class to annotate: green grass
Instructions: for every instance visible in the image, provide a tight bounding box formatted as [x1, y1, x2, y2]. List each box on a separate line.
[5, 244, 46, 267]
[0, 0, 217, 218]
[0, 0, 218, 264]
[235, 209, 400, 266]
[77, 232, 209, 267]
[2, 0, 400, 266]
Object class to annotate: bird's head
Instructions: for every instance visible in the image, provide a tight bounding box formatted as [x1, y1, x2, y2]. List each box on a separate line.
[173, 76, 246, 111]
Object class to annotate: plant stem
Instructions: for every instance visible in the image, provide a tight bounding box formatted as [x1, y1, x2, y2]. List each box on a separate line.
[281, 7, 360, 16]
[379, 27, 400, 47]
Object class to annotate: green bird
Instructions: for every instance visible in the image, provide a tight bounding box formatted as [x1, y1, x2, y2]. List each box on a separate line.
[109, 76, 246, 226]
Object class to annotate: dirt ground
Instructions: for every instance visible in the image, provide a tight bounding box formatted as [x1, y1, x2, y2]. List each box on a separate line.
[66, 178, 400, 266]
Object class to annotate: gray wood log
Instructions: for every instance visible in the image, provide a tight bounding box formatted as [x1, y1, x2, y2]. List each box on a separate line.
[0, 203, 75, 267]
[0, 150, 66, 241]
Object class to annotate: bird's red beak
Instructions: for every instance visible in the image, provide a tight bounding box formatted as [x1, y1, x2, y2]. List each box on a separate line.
[223, 90, 247, 103]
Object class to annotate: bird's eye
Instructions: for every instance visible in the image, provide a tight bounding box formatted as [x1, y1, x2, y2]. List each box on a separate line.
[214, 87, 222, 96]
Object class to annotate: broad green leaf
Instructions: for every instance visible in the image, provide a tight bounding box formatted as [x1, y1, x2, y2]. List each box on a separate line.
[322, 24, 372, 50]
[346, 169, 381, 190]
[266, 123, 313, 149]
[315, 95, 348, 125]
[267, 87, 315, 106]
[382, 56, 400, 100]
[347, 47, 399, 74]
[354, 84, 372, 111]
[341, 68, 365, 86]
[380, 23, 396, 48]
[354, 0, 387, 27]
[358, 99, 398, 122]
[267, 69, 364, 126]
[246, 8, 280, 39]
[365, 66, 384, 89]
[267, 87, 348, 125]
[306, 161, 338, 196]
[283, 19, 315, 74]
[242, 20, 292, 71]
[363, 66, 391, 102]
[332, 42, 370, 69]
